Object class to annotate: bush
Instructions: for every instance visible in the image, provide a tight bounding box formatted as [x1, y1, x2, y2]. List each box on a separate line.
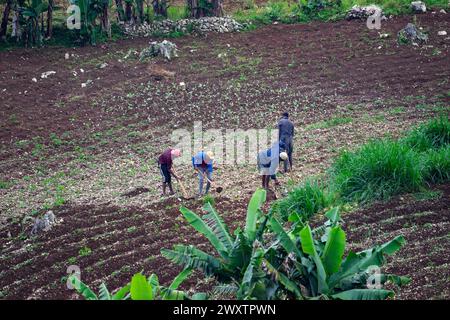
[422, 147, 450, 184]
[403, 116, 450, 152]
[330, 139, 423, 203]
[274, 179, 334, 221]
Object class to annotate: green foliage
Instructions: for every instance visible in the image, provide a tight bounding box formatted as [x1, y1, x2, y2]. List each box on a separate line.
[403, 116, 450, 152]
[164, 193, 408, 300]
[70, 270, 205, 300]
[276, 117, 449, 221]
[330, 139, 423, 203]
[274, 179, 334, 221]
[162, 189, 268, 286]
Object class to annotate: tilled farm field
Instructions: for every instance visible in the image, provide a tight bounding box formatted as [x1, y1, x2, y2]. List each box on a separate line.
[0, 12, 449, 299]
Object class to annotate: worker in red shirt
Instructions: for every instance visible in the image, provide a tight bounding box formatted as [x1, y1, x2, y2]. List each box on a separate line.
[158, 148, 182, 196]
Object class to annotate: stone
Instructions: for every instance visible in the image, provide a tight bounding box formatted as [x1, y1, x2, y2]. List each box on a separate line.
[438, 30, 447, 36]
[40, 71, 56, 79]
[30, 211, 56, 236]
[398, 23, 428, 45]
[411, 1, 426, 13]
[346, 5, 384, 20]
[140, 40, 179, 61]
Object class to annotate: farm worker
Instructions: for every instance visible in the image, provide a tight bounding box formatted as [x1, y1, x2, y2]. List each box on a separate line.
[192, 151, 214, 196]
[257, 142, 288, 190]
[158, 148, 182, 196]
[278, 112, 294, 173]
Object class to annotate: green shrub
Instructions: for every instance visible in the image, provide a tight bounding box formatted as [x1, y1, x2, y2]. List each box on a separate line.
[422, 147, 450, 184]
[274, 179, 334, 221]
[403, 116, 450, 152]
[330, 139, 423, 203]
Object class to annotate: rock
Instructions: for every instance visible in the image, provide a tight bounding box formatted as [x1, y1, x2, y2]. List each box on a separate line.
[379, 33, 390, 38]
[438, 30, 447, 36]
[32, 77, 37, 82]
[64, 53, 70, 60]
[98, 62, 108, 69]
[346, 5, 384, 20]
[440, 9, 447, 14]
[81, 79, 93, 88]
[40, 71, 56, 79]
[398, 23, 428, 45]
[30, 211, 56, 236]
[140, 40, 179, 61]
[411, 1, 426, 13]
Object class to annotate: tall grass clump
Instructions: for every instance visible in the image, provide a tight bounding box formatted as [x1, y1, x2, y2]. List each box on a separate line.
[330, 139, 423, 203]
[274, 178, 334, 221]
[403, 116, 450, 152]
[422, 147, 450, 184]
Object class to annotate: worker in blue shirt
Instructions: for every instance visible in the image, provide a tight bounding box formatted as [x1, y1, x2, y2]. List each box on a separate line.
[192, 151, 214, 196]
[257, 142, 288, 190]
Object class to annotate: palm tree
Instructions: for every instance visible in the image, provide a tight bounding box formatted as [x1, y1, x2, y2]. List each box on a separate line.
[0, 0, 14, 40]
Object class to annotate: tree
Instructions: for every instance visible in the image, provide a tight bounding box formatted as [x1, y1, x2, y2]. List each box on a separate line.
[152, 0, 167, 17]
[114, 0, 126, 21]
[45, 0, 52, 38]
[186, 0, 222, 18]
[0, 0, 13, 40]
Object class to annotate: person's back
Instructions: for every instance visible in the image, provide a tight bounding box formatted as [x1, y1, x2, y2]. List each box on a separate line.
[278, 115, 294, 140]
[278, 112, 294, 172]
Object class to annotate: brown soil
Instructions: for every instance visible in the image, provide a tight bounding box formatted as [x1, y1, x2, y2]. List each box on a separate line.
[0, 12, 449, 299]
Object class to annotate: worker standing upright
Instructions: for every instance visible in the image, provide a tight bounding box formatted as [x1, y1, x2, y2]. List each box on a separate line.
[278, 112, 294, 173]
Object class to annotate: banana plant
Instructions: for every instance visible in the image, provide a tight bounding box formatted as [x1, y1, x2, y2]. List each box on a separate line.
[267, 207, 410, 299]
[69, 269, 207, 300]
[161, 188, 268, 289]
[20, 0, 48, 46]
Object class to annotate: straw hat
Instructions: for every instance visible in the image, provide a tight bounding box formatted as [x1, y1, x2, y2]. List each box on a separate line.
[279, 152, 288, 161]
[205, 151, 215, 162]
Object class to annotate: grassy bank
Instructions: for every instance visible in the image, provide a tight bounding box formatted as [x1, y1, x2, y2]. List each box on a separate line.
[275, 116, 450, 221]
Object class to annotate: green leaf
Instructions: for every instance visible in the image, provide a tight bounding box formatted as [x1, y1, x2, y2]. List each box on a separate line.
[148, 274, 160, 297]
[324, 207, 340, 225]
[332, 289, 394, 300]
[245, 189, 266, 242]
[299, 225, 329, 294]
[98, 283, 111, 300]
[191, 292, 208, 300]
[69, 275, 98, 300]
[264, 258, 303, 299]
[377, 235, 406, 255]
[130, 273, 153, 300]
[203, 202, 233, 251]
[169, 268, 192, 290]
[112, 284, 131, 300]
[180, 206, 228, 258]
[161, 245, 222, 277]
[321, 226, 346, 275]
[269, 217, 304, 259]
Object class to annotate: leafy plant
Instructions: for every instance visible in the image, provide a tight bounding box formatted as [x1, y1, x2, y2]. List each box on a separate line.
[161, 189, 268, 290]
[163, 190, 408, 300]
[69, 270, 206, 300]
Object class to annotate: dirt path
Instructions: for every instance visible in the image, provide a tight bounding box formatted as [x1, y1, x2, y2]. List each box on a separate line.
[0, 12, 449, 299]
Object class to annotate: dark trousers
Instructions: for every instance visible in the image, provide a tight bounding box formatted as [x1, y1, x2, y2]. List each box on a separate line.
[281, 136, 293, 172]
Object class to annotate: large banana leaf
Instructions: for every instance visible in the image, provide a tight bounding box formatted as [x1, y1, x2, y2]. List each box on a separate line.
[169, 268, 192, 290]
[269, 217, 304, 259]
[238, 247, 266, 299]
[130, 273, 153, 300]
[245, 189, 266, 242]
[203, 202, 233, 252]
[321, 226, 346, 276]
[180, 206, 228, 258]
[299, 225, 329, 294]
[69, 274, 98, 300]
[98, 283, 111, 300]
[331, 289, 394, 300]
[112, 284, 131, 300]
[161, 245, 223, 277]
[264, 258, 303, 299]
[328, 236, 406, 289]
